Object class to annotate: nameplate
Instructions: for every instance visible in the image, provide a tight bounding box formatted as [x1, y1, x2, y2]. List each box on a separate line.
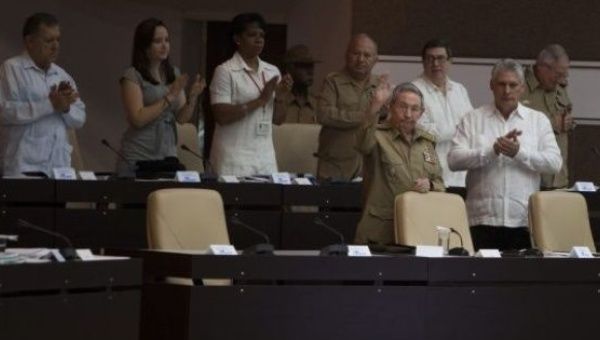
[574, 181, 596, 192]
[569, 246, 593, 258]
[219, 175, 239, 183]
[176, 171, 201, 183]
[293, 177, 313, 185]
[76, 249, 95, 261]
[50, 249, 66, 262]
[208, 244, 237, 255]
[347, 245, 372, 257]
[415, 245, 444, 257]
[475, 249, 502, 258]
[78, 171, 97, 181]
[271, 172, 292, 185]
[52, 167, 77, 180]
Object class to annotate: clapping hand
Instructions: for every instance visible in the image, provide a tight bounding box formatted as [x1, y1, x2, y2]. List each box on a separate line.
[368, 74, 391, 116]
[188, 74, 206, 102]
[166, 74, 189, 102]
[50, 81, 79, 113]
[493, 129, 522, 158]
[275, 73, 293, 97]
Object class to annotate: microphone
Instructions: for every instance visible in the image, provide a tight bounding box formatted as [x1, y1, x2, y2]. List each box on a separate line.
[180, 144, 217, 180]
[101, 139, 128, 162]
[448, 227, 469, 256]
[228, 215, 274, 255]
[17, 219, 79, 261]
[101, 139, 136, 178]
[313, 216, 348, 256]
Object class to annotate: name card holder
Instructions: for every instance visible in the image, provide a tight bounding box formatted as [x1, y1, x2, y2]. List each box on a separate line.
[208, 244, 237, 255]
[415, 245, 444, 257]
[569, 246, 593, 258]
[176, 171, 201, 183]
[347, 245, 372, 257]
[475, 249, 502, 258]
[53, 167, 77, 180]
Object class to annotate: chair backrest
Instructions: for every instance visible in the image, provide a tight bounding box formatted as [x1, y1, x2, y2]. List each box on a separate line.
[394, 191, 474, 254]
[147, 188, 230, 250]
[272, 123, 321, 174]
[176, 123, 204, 173]
[529, 191, 596, 252]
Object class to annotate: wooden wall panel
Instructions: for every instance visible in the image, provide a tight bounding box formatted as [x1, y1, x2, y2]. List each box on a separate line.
[353, 0, 600, 60]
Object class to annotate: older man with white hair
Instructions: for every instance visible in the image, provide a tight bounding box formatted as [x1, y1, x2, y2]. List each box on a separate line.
[448, 59, 561, 251]
[521, 44, 573, 189]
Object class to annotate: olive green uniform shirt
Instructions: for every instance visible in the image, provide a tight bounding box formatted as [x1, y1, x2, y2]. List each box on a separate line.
[521, 66, 571, 188]
[281, 90, 318, 124]
[316, 70, 378, 180]
[354, 119, 445, 245]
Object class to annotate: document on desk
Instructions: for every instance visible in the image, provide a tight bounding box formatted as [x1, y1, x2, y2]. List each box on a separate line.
[3, 248, 130, 262]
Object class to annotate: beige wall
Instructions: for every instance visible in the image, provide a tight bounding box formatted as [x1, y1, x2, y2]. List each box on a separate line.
[0, 0, 352, 171]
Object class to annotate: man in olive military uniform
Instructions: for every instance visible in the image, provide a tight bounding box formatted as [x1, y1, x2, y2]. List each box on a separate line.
[521, 44, 573, 189]
[316, 34, 379, 181]
[354, 79, 445, 245]
[280, 44, 319, 124]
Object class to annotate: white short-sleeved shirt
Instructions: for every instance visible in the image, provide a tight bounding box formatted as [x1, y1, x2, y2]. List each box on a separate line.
[412, 76, 473, 187]
[209, 52, 280, 176]
[448, 103, 562, 227]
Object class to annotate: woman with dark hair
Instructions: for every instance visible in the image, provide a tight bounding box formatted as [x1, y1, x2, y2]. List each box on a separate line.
[210, 12, 292, 176]
[117, 18, 205, 174]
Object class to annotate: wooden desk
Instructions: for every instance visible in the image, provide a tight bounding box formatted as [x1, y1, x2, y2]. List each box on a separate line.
[131, 250, 600, 340]
[0, 258, 142, 340]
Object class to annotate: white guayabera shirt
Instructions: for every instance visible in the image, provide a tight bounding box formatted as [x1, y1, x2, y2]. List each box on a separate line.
[0, 53, 86, 177]
[412, 75, 473, 187]
[448, 103, 562, 227]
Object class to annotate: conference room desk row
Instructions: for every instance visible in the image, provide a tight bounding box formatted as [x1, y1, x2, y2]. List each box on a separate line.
[1, 179, 600, 250]
[123, 249, 600, 340]
[0, 179, 362, 250]
[0, 258, 142, 340]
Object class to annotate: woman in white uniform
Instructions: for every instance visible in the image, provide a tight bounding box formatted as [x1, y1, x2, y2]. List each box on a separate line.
[209, 12, 292, 176]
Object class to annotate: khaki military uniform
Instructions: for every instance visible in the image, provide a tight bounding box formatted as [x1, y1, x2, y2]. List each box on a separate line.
[521, 66, 571, 188]
[354, 119, 445, 245]
[281, 90, 318, 124]
[316, 70, 378, 180]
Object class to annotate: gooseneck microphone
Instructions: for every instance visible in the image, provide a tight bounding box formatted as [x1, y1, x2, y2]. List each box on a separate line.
[314, 216, 348, 256]
[17, 219, 79, 261]
[229, 215, 274, 255]
[448, 227, 469, 256]
[101, 139, 136, 178]
[180, 144, 216, 179]
[101, 139, 128, 162]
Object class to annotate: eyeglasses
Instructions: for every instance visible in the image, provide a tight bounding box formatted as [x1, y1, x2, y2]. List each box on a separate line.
[424, 55, 448, 64]
[395, 103, 423, 113]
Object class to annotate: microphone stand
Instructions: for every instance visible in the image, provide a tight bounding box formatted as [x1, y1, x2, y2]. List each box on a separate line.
[314, 217, 347, 256]
[180, 144, 217, 181]
[229, 216, 274, 255]
[17, 219, 79, 261]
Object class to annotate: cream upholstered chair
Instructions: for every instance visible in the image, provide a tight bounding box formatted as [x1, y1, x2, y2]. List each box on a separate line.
[147, 188, 229, 250]
[529, 191, 596, 252]
[272, 123, 321, 174]
[394, 191, 474, 254]
[147, 188, 231, 285]
[176, 123, 204, 173]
